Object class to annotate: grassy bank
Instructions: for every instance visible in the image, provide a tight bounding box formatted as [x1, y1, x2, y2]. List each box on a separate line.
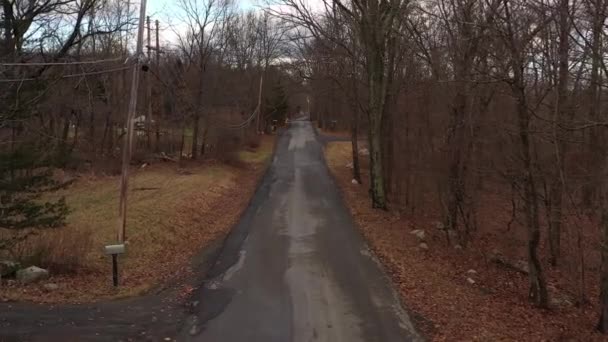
[1, 136, 275, 303]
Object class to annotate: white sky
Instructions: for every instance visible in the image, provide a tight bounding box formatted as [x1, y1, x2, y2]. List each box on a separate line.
[146, 0, 260, 45]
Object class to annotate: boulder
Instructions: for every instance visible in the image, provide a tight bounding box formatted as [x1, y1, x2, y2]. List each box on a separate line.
[0, 261, 20, 278]
[489, 249, 506, 263]
[351, 179, 360, 185]
[16, 266, 49, 284]
[467, 277, 476, 285]
[410, 229, 426, 241]
[489, 250, 530, 274]
[43, 283, 59, 291]
[550, 295, 574, 308]
[513, 260, 530, 274]
[419, 242, 429, 250]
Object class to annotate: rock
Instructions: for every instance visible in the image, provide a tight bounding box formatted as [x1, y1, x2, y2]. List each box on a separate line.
[513, 260, 530, 274]
[359, 148, 370, 156]
[419, 242, 429, 250]
[16, 266, 49, 284]
[550, 295, 574, 308]
[489, 250, 529, 274]
[0, 261, 20, 278]
[410, 229, 426, 241]
[189, 324, 200, 336]
[467, 269, 477, 275]
[454, 244, 463, 250]
[435, 221, 445, 230]
[467, 277, 476, 285]
[489, 248, 505, 263]
[346, 162, 354, 169]
[351, 179, 360, 185]
[43, 283, 59, 291]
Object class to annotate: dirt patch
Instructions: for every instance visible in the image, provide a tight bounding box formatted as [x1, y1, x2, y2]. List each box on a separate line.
[324, 141, 605, 341]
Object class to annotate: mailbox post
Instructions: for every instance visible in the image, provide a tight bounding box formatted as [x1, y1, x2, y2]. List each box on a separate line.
[104, 244, 125, 287]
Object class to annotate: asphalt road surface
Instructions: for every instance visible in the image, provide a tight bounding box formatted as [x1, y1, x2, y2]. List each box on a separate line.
[185, 120, 421, 342]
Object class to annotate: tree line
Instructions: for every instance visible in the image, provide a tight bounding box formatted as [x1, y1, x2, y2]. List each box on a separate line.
[273, 0, 608, 333]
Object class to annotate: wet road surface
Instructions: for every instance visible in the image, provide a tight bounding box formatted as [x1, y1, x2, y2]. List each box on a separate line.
[186, 120, 421, 342]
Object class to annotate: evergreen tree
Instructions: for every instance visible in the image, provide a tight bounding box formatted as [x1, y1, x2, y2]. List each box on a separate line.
[266, 81, 289, 123]
[0, 140, 69, 251]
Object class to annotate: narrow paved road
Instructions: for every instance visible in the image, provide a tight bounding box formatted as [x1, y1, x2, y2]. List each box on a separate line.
[186, 120, 421, 342]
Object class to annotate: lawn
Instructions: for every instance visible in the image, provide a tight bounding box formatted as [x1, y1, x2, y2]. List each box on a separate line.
[0, 136, 275, 303]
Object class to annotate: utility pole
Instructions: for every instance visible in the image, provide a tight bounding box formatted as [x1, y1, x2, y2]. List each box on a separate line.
[145, 15, 152, 149]
[154, 19, 161, 152]
[256, 74, 264, 133]
[118, 0, 147, 243]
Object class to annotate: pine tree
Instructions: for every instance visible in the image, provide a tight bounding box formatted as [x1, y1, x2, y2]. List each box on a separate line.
[0, 91, 70, 251]
[267, 81, 289, 123]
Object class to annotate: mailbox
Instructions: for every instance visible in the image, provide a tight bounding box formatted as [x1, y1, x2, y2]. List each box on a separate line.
[104, 244, 125, 255]
[104, 244, 126, 287]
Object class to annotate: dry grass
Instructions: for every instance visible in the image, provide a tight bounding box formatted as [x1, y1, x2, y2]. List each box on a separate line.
[0, 136, 275, 303]
[10, 228, 93, 275]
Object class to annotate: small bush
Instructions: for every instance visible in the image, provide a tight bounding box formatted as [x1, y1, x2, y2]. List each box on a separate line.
[215, 130, 243, 166]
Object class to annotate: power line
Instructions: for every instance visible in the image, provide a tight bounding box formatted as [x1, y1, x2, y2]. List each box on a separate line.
[0, 66, 131, 83]
[0, 57, 124, 67]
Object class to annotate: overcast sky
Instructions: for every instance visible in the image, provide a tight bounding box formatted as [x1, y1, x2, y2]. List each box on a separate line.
[145, 0, 259, 45]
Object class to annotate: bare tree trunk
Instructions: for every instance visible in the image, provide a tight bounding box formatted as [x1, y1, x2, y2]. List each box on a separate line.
[583, 0, 605, 208]
[179, 123, 186, 165]
[367, 48, 388, 209]
[191, 112, 200, 159]
[72, 111, 81, 151]
[200, 121, 209, 157]
[351, 105, 361, 184]
[599, 210, 608, 332]
[191, 75, 205, 159]
[514, 81, 548, 308]
[446, 90, 467, 237]
[547, 0, 570, 267]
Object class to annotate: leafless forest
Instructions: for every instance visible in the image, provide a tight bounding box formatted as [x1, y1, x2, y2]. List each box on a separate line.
[4, 0, 608, 337]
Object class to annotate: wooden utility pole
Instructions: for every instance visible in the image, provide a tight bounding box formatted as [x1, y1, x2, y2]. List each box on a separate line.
[118, 0, 147, 243]
[154, 19, 161, 152]
[256, 74, 264, 133]
[145, 16, 152, 149]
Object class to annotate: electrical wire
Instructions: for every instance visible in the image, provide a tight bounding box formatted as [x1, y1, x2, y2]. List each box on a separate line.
[0, 66, 131, 83]
[211, 107, 259, 130]
[0, 57, 124, 67]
